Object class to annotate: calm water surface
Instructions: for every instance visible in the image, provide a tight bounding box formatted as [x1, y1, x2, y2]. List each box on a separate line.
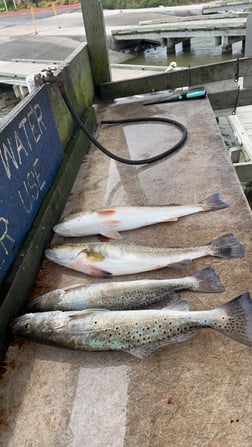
[126, 37, 244, 67]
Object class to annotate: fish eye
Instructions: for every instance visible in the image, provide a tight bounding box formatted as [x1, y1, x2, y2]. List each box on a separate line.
[24, 323, 30, 329]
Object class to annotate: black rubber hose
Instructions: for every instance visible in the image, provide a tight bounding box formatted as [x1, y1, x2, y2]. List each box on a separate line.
[61, 89, 188, 165]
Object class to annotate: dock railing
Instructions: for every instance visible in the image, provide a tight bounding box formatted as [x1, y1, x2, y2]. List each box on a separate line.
[77, 2, 252, 112]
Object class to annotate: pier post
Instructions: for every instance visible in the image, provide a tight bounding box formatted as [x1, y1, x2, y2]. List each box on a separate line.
[215, 36, 221, 46]
[161, 37, 167, 47]
[182, 38, 191, 52]
[166, 38, 177, 54]
[242, 37, 246, 52]
[221, 36, 232, 53]
[80, 0, 111, 86]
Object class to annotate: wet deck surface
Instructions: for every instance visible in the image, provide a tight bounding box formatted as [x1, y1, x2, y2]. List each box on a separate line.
[1, 95, 252, 446]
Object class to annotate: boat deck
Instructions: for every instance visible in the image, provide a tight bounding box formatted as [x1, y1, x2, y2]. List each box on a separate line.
[1, 94, 252, 446]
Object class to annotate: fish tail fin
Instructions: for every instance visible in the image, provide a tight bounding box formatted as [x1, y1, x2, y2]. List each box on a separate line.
[199, 193, 229, 211]
[209, 292, 252, 347]
[191, 268, 225, 293]
[209, 233, 244, 259]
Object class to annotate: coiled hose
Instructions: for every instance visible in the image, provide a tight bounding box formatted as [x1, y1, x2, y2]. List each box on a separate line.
[61, 89, 188, 166]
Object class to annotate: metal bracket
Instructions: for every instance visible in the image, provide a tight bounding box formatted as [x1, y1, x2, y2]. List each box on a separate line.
[34, 67, 64, 91]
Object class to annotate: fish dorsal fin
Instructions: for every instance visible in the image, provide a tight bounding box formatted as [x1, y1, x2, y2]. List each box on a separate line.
[164, 299, 190, 312]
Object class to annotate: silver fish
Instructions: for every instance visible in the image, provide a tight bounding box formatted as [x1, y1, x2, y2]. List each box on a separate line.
[11, 292, 252, 359]
[53, 193, 229, 239]
[45, 233, 244, 278]
[28, 268, 224, 312]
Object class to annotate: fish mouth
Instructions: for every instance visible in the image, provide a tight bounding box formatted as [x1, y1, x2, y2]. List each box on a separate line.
[26, 297, 42, 312]
[45, 247, 72, 263]
[52, 224, 69, 236]
[45, 248, 60, 262]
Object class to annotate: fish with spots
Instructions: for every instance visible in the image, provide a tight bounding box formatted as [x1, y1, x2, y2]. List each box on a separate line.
[27, 268, 224, 312]
[11, 292, 252, 358]
[45, 233, 244, 278]
[53, 193, 229, 239]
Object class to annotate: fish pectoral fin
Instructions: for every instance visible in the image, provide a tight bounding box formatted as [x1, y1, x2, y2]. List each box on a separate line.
[104, 220, 121, 227]
[168, 259, 192, 269]
[68, 308, 110, 319]
[86, 251, 106, 262]
[50, 320, 66, 330]
[82, 252, 112, 277]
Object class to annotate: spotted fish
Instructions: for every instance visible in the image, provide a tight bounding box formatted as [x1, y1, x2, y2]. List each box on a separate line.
[28, 268, 224, 312]
[53, 193, 229, 239]
[45, 233, 244, 278]
[11, 293, 252, 358]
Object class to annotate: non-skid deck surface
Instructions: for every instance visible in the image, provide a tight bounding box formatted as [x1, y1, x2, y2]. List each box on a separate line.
[1, 95, 252, 447]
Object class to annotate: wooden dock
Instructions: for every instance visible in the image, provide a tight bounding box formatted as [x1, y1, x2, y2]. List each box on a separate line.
[1, 3, 252, 446]
[203, 0, 252, 15]
[111, 16, 247, 53]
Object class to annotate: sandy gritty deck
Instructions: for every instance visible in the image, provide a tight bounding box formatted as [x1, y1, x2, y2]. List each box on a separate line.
[1, 93, 252, 447]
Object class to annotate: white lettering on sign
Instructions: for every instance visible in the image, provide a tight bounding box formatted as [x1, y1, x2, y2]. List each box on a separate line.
[18, 117, 33, 152]
[0, 102, 47, 180]
[18, 158, 46, 214]
[0, 140, 19, 179]
[15, 130, 29, 164]
[34, 103, 47, 135]
[0, 217, 15, 270]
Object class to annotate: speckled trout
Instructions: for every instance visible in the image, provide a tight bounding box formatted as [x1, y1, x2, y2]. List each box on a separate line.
[45, 233, 244, 278]
[53, 193, 229, 239]
[11, 293, 252, 358]
[28, 268, 224, 312]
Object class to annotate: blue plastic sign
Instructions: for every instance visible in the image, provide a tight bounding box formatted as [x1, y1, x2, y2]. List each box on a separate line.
[0, 86, 64, 284]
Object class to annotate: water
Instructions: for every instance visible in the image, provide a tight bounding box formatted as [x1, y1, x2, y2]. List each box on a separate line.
[125, 37, 244, 68]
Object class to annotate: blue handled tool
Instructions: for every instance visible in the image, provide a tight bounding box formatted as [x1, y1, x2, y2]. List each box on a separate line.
[144, 89, 207, 106]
